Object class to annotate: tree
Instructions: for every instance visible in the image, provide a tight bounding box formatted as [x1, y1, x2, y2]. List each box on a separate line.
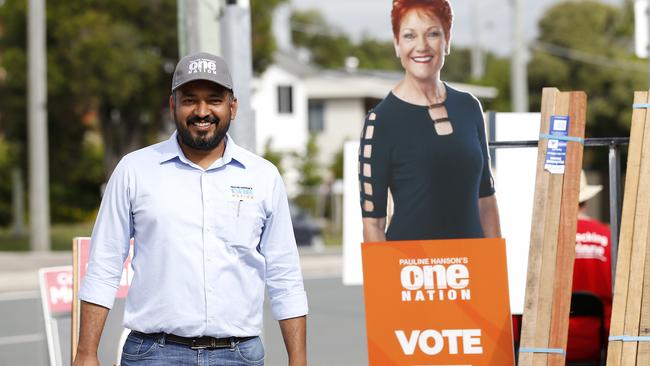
[528, 0, 642, 169]
[262, 137, 284, 176]
[293, 134, 322, 213]
[0, 0, 178, 222]
[251, 0, 288, 74]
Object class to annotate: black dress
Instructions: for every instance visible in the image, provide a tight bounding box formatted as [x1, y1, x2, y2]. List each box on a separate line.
[358, 83, 495, 241]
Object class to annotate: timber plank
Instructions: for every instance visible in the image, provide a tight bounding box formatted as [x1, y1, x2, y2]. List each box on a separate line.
[620, 92, 650, 366]
[518, 88, 559, 366]
[547, 91, 586, 366]
[607, 92, 648, 366]
[531, 92, 571, 366]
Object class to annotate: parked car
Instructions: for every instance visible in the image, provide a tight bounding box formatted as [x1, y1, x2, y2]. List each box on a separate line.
[289, 203, 322, 246]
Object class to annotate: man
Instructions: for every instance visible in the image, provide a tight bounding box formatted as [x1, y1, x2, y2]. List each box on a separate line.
[566, 170, 612, 363]
[73, 52, 308, 366]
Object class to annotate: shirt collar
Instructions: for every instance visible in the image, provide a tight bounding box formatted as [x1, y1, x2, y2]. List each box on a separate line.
[158, 131, 248, 170]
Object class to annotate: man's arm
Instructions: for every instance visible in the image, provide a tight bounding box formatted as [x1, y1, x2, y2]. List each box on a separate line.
[279, 315, 307, 366]
[72, 301, 110, 366]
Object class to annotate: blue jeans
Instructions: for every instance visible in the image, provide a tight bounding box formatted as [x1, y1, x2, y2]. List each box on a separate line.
[120, 331, 265, 366]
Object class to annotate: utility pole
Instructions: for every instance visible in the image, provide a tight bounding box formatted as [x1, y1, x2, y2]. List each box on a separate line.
[510, 0, 528, 112]
[177, 0, 256, 152]
[220, 0, 256, 152]
[28, 0, 50, 251]
[470, 0, 484, 80]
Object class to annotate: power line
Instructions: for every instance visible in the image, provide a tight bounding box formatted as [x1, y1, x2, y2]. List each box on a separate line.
[533, 41, 647, 73]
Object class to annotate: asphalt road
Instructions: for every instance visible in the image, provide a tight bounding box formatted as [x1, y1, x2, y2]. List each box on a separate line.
[0, 276, 367, 366]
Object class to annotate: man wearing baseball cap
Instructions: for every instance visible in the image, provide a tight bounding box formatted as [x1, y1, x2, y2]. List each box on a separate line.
[74, 52, 308, 366]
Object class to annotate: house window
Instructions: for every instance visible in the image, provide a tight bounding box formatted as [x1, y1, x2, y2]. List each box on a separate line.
[308, 100, 325, 133]
[277, 85, 293, 114]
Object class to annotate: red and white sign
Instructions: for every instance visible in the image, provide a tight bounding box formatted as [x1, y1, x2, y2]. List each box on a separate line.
[40, 266, 74, 315]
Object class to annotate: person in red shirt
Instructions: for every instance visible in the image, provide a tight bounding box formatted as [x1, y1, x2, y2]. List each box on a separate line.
[566, 170, 612, 362]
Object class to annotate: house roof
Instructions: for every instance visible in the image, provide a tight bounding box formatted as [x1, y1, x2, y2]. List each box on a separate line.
[269, 51, 499, 101]
[305, 69, 498, 100]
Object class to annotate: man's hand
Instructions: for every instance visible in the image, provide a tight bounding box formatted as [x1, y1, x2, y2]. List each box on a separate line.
[71, 351, 100, 366]
[73, 301, 110, 366]
[279, 315, 307, 366]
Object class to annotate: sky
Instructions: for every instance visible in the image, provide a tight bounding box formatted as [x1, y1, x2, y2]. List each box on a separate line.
[290, 0, 624, 56]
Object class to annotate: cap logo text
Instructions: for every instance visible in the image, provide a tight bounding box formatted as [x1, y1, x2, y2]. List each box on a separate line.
[188, 58, 218, 75]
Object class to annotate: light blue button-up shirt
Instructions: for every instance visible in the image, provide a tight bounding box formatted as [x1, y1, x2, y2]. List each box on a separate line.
[80, 132, 308, 337]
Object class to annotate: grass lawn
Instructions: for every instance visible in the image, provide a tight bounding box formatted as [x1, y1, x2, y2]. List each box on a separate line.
[0, 222, 94, 251]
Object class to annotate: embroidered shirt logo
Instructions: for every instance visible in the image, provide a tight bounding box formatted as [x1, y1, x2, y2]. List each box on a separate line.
[188, 58, 218, 75]
[231, 186, 254, 200]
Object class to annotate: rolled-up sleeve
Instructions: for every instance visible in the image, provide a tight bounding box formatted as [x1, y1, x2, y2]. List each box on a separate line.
[260, 171, 308, 320]
[79, 158, 134, 309]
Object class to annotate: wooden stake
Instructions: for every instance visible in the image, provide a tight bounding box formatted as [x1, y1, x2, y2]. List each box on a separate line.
[519, 89, 586, 366]
[531, 92, 570, 366]
[518, 87, 558, 366]
[622, 93, 650, 365]
[547, 91, 586, 366]
[606, 91, 649, 366]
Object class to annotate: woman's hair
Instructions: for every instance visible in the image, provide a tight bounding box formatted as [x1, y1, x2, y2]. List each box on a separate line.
[391, 0, 453, 43]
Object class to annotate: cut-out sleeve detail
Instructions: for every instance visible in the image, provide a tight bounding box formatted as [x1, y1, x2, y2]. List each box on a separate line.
[363, 182, 373, 196]
[363, 200, 374, 212]
[359, 110, 390, 218]
[363, 163, 371, 178]
[365, 125, 374, 139]
[363, 145, 372, 158]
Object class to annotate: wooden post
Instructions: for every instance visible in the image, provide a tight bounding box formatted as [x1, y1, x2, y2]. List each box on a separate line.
[607, 91, 650, 366]
[518, 89, 586, 366]
[547, 91, 586, 366]
[518, 87, 558, 366]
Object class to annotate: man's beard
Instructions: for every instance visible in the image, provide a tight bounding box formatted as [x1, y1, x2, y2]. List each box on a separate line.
[175, 114, 230, 151]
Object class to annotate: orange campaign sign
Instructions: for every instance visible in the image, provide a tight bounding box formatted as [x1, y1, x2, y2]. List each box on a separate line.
[361, 238, 514, 366]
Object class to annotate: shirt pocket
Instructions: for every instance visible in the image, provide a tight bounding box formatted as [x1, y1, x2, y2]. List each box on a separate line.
[233, 200, 265, 248]
[213, 199, 265, 250]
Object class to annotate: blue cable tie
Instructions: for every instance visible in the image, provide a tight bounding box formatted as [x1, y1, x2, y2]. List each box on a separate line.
[519, 347, 566, 355]
[633, 103, 650, 109]
[539, 133, 585, 144]
[609, 335, 650, 342]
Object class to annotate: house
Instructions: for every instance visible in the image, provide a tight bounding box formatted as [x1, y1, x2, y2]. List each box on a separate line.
[251, 51, 498, 195]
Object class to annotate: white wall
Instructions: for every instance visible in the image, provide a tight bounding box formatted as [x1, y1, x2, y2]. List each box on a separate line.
[316, 98, 366, 169]
[252, 65, 308, 155]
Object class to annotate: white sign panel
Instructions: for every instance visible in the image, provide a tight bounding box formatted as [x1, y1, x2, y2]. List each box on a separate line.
[494, 112, 540, 314]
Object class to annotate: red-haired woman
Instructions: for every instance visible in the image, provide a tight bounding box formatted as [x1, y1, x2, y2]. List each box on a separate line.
[359, 0, 501, 242]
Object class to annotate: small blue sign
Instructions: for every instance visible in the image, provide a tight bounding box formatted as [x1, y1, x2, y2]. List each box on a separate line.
[544, 115, 569, 174]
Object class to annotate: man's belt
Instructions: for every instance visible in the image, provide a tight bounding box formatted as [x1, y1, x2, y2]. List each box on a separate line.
[134, 331, 256, 349]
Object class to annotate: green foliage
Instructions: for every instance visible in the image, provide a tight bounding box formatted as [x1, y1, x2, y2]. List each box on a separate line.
[330, 147, 344, 180]
[528, 0, 643, 172]
[251, 0, 288, 73]
[262, 137, 284, 176]
[353, 36, 401, 71]
[296, 134, 322, 188]
[293, 134, 322, 213]
[291, 10, 353, 69]
[0, 0, 178, 223]
[0, 136, 14, 225]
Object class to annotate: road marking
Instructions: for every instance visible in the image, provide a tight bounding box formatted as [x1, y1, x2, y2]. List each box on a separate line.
[0, 290, 39, 301]
[0, 333, 43, 346]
